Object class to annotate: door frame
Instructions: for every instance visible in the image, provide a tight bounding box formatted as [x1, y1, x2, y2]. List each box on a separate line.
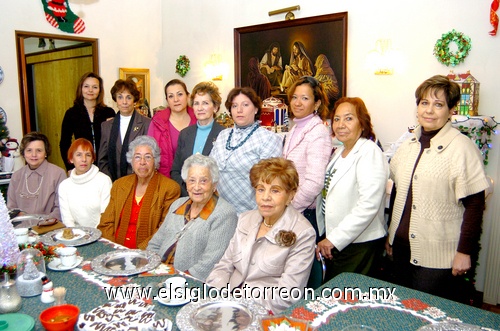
[15, 30, 99, 134]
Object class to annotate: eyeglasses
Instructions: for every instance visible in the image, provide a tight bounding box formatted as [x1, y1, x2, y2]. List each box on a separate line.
[133, 154, 154, 163]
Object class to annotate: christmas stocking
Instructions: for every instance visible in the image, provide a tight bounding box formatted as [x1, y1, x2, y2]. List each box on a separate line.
[41, 0, 86, 34]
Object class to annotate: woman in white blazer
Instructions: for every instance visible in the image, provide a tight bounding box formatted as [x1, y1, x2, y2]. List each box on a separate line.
[316, 97, 388, 281]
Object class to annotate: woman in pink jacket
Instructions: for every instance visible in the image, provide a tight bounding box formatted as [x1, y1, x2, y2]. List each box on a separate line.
[283, 76, 332, 241]
[148, 79, 196, 177]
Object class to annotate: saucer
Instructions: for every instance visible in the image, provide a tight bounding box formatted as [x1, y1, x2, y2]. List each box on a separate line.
[47, 256, 83, 271]
[156, 294, 191, 306]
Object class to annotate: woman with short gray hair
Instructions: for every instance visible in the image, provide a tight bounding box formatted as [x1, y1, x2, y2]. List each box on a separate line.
[181, 153, 220, 185]
[98, 136, 181, 249]
[126, 135, 161, 170]
[148, 154, 237, 281]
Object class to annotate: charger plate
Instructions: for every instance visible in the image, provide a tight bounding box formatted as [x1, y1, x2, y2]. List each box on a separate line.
[39, 226, 101, 247]
[417, 322, 490, 330]
[91, 249, 161, 276]
[176, 297, 268, 331]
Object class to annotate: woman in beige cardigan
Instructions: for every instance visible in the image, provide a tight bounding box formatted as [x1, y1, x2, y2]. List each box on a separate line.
[98, 136, 180, 249]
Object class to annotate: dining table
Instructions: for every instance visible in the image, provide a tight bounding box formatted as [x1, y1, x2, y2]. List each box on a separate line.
[283, 272, 500, 331]
[15, 237, 205, 331]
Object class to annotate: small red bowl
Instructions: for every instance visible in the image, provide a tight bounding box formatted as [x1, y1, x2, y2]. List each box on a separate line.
[39, 304, 80, 331]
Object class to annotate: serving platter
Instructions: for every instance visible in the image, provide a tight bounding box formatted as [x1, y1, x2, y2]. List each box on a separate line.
[40, 226, 101, 247]
[176, 297, 268, 331]
[91, 249, 161, 276]
[11, 214, 47, 228]
[417, 322, 488, 331]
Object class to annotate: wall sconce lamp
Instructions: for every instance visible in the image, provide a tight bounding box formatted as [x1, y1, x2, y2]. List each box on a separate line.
[269, 5, 300, 20]
[367, 39, 397, 75]
[204, 54, 228, 81]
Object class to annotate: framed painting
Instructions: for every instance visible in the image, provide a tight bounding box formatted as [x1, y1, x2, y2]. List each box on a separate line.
[234, 12, 347, 108]
[119, 68, 150, 107]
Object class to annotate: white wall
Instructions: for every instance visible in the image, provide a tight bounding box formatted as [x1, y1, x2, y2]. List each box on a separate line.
[1, 0, 499, 299]
[163, 0, 500, 298]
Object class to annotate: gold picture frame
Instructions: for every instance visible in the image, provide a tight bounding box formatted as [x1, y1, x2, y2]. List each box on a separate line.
[118, 68, 150, 107]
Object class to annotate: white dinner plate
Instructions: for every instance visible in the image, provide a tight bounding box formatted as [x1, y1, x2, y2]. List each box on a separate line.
[40, 226, 101, 247]
[47, 256, 83, 271]
[54, 228, 86, 241]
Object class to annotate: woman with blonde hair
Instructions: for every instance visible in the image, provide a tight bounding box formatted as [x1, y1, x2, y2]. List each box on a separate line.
[171, 81, 224, 196]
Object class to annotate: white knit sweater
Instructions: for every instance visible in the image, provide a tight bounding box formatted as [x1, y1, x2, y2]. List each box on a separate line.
[389, 122, 489, 268]
[58, 165, 112, 227]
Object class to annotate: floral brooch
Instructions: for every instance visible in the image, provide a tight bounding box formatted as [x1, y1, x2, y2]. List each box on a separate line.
[275, 230, 297, 247]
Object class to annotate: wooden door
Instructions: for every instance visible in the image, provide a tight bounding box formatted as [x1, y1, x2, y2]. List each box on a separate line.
[27, 46, 93, 169]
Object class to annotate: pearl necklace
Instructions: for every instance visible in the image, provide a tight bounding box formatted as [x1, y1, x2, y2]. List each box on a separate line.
[225, 124, 259, 151]
[25, 174, 43, 196]
[263, 218, 273, 228]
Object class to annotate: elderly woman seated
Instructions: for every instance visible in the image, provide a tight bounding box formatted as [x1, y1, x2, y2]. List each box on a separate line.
[206, 157, 316, 314]
[98, 135, 180, 249]
[147, 154, 238, 281]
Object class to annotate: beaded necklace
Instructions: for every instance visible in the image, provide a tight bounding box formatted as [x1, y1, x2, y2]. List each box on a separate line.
[25, 174, 43, 196]
[225, 124, 259, 151]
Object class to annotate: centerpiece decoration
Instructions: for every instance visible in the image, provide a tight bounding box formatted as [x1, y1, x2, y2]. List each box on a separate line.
[433, 30, 471, 67]
[175, 55, 190, 77]
[16, 247, 46, 297]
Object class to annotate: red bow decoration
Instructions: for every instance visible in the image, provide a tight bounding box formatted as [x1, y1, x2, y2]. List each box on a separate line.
[490, 0, 499, 36]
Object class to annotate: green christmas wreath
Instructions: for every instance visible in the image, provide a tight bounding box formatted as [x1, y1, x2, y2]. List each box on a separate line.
[433, 30, 471, 67]
[175, 55, 190, 77]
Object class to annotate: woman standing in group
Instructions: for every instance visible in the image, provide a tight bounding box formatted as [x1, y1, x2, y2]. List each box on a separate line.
[283, 76, 332, 240]
[386, 75, 489, 303]
[148, 79, 196, 178]
[316, 97, 388, 281]
[210, 87, 282, 215]
[99, 79, 151, 181]
[98, 136, 180, 249]
[7, 132, 66, 219]
[60, 72, 115, 171]
[59, 138, 112, 228]
[171, 81, 224, 196]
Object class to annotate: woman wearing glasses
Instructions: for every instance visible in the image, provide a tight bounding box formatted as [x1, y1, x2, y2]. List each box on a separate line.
[98, 136, 180, 249]
[147, 154, 237, 281]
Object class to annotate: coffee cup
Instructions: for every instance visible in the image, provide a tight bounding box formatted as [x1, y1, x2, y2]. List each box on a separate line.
[58, 247, 77, 267]
[164, 276, 187, 302]
[14, 228, 29, 245]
